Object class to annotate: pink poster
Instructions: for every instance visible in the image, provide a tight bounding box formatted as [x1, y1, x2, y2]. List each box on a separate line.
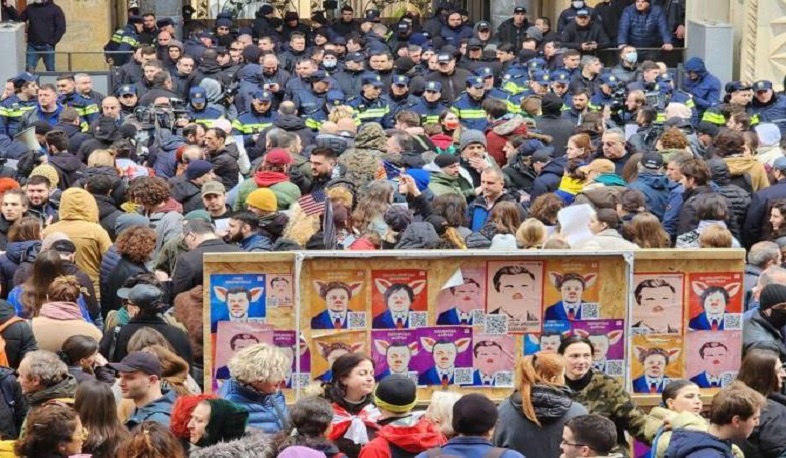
[434, 265, 487, 326]
[266, 274, 293, 307]
[413, 326, 473, 387]
[486, 261, 544, 333]
[273, 331, 311, 389]
[631, 273, 684, 335]
[214, 321, 274, 385]
[471, 334, 516, 387]
[687, 273, 743, 331]
[685, 331, 741, 389]
[371, 329, 420, 382]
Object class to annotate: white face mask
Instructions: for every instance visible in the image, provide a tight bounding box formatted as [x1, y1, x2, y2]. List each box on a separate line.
[572, 1, 584, 8]
[625, 51, 638, 63]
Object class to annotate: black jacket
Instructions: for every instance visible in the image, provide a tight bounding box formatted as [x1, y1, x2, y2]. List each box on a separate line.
[19, 0, 66, 46]
[172, 239, 242, 297]
[425, 68, 474, 104]
[169, 175, 205, 214]
[209, 146, 241, 190]
[93, 193, 122, 240]
[0, 241, 38, 298]
[743, 180, 786, 248]
[503, 160, 539, 194]
[708, 159, 749, 241]
[0, 367, 26, 440]
[48, 152, 84, 190]
[742, 311, 786, 361]
[533, 114, 576, 157]
[560, 21, 612, 51]
[677, 185, 734, 237]
[736, 392, 786, 458]
[0, 300, 37, 370]
[100, 256, 148, 318]
[100, 314, 193, 366]
[497, 18, 531, 51]
[52, 122, 90, 154]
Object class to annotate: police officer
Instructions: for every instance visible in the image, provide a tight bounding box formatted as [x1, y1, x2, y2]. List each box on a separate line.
[116, 84, 139, 118]
[56, 75, 93, 131]
[751, 80, 786, 133]
[188, 86, 224, 128]
[521, 70, 550, 98]
[308, 89, 357, 131]
[478, 66, 520, 115]
[452, 76, 488, 131]
[702, 81, 759, 127]
[295, 70, 331, 130]
[348, 73, 391, 125]
[550, 69, 572, 108]
[411, 81, 448, 125]
[232, 90, 277, 147]
[386, 75, 419, 128]
[333, 52, 366, 99]
[0, 72, 38, 137]
[589, 73, 619, 110]
[104, 15, 143, 67]
[498, 67, 530, 101]
[657, 73, 697, 125]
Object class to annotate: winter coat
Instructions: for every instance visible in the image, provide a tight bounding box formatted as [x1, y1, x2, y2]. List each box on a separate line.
[497, 17, 531, 50]
[618, 4, 671, 47]
[742, 311, 786, 361]
[676, 220, 741, 249]
[735, 393, 786, 458]
[19, 0, 66, 46]
[101, 314, 193, 366]
[467, 192, 524, 232]
[0, 241, 38, 297]
[93, 193, 122, 240]
[51, 121, 90, 158]
[169, 175, 205, 214]
[100, 256, 147, 318]
[427, 169, 475, 199]
[218, 379, 289, 433]
[42, 188, 112, 298]
[683, 58, 721, 113]
[209, 147, 241, 190]
[147, 197, 184, 257]
[531, 156, 568, 200]
[173, 285, 203, 362]
[48, 152, 83, 190]
[0, 300, 36, 370]
[258, 113, 315, 150]
[503, 160, 538, 194]
[425, 68, 474, 105]
[415, 436, 524, 458]
[534, 114, 575, 157]
[743, 180, 786, 248]
[708, 159, 750, 240]
[31, 301, 103, 353]
[171, 238, 242, 297]
[665, 429, 735, 458]
[628, 172, 671, 220]
[486, 115, 528, 167]
[646, 408, 742, 458]
[359, 415, 446, 458]
[561, 21, 611, 51]
[151, 133, 186, 179]
[440, 23, 474, 48]
[0, 366, 25, 440]
[574, 228, 640, 250]
[725, 156, 769, 193]
[190, 432, 274, 458]
[677, 186, 734, 238]
[495, 386, 588, 458]
[125, 389, 177, 428]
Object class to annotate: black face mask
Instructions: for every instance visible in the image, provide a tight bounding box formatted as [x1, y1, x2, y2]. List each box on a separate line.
[765, 308, 786, 329]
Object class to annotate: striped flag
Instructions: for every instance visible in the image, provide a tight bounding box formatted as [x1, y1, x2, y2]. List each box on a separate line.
[298, 189, 326, 216]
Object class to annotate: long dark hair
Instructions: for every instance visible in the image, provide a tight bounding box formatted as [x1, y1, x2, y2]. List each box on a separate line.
[21, 249, 67, 318]
[737, 349, 781, 396]
[325, 352, 373, 403]
[59, 335, 99, 372]
[75, 379, 132, 457]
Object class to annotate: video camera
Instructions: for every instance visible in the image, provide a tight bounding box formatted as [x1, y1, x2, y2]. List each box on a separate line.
[134, 98, 191, 131]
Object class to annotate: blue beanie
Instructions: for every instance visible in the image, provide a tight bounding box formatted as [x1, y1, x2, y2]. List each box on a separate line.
[186, 160, 214, 181]
[409, 33, 429, 46]
[406, 169, 430, 192]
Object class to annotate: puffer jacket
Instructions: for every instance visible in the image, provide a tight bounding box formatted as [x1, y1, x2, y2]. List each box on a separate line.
[495, 386, 588, 458]
[0, 300, 36, 369]
[531, 156, 567, 200]
[217, 379, 289, 434]
[683, 58, 721, 113]
[0, 240, 39, 297]
[190, 432, 275, 458]
[0, 366, 26, 440]
[209, 147, 241, 190]
[618, 4, 671, 47]
[708, 158, 750, 240]
[628, 172, 671, 220]
[503, 159, 538, 194]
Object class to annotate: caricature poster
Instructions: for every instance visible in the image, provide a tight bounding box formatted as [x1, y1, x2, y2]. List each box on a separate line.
[543, 260, 600, 321]
[371, 329, 420, 382]
[486, 261, 544, 333]
[687, 273, 743, 331]
[434, 265, 487, 326]
[631, 273, 684, 335]
[214, 321, 274, 386]
[273, 331, 311, 389]
[266, 274, 294, 308]
[685, 331, 741, 389]
[309, 270, 367, 331]
[413, 326, 473, 387]
[631, 335, 684, 394]
[371, 269, 428, 329]
[571, 319, 626, 379]
[209, 274, 267, 333]
[471, 334, 515, 387]
[310, 331, 367, 383]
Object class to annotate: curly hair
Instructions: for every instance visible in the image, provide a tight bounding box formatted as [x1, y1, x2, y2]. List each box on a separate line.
[47, 275, 82, 303]
[227, 343, 289, 385]
[530, 193, 563, 225]
[658, 127, 689, 150]
[130, 176, 170, 207]
[713, 129, 746, 157]
[116, 421, 186, 458]
[14, 403, 81, 457]
[8, 216, 42, 242]
[115, 225, 157, 263]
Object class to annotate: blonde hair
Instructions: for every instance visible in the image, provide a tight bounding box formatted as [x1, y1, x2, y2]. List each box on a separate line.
[425, 391, 462, 437]
[87, 149, 116, 168]
[699, 224, 733, 248]
[227, 343, 289, 384]
[516, 218, 547, 249]
[328, 105, 356, 123]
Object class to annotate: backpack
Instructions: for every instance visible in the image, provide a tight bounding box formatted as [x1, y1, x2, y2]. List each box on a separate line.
[426, 446, 507, 458]
[0, 317, 23, 367]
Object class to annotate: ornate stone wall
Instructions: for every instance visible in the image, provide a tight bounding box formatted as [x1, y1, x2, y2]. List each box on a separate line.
[737, 0, 786, 88]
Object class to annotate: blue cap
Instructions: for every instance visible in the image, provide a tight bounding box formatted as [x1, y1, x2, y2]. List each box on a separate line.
[550, 69, 570, 84]
[527, 58, 547, 70]
[251, 90, 272, 102]
[531, 70, 550, 85]
[774, 156, 786, 171]
[475, 67, 494, 78]
[189, 87, 206, 102]
[12, 72, 36, 88]
[116, 84, 137, 96]
[754, 80, 773, 92]
[346, 52, 365, 63]
[392, 75, 409, 86]
[361, 73, 383, 87]
[424, 81, 442, 92]
[437, 53, 453, 63]
[310, 70, 329, 82]
[365, 9, 380, 21]
[599, 73, 619, 87]
[502, 68, 529, 82]
[466, 76, 485, 89]
[726, 81, 752, 93]
[327, 89, 346, 106]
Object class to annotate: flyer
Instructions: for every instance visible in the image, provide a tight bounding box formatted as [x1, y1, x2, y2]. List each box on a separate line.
[413, 326, 473, 387]
[631, 335, 684, 394]
[310, 270, 367, 330]
[523, 321, 571, 355]
[685, 331, 741, 389]
[687, 272, 743, 331]
[571, 319, 625, 378]
[273, 331, 311, 389]
[486, 261, 544, 333]
[310, 331, 367, 383]
[214, 321, 274, 382]
[435, 265, 487, 326]
[471, 334, 515, 387]
[371, 329, 420, 382]
[543, 260, 600, 321]
[209, 273, 267, 333]
[631, 273, 684, 335]
[266, 274, 294, 307]
[371, 269, 428, 329]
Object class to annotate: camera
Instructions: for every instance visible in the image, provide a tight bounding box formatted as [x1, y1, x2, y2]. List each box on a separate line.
[609, 87, 627, 114]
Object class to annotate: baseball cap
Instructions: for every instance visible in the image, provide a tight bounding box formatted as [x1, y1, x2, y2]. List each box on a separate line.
[514, 6, 527, 14]
[264, 148, 293, 166]
[361, 73, 383, 87]
[365, 9, 380, 21]
[251, 90, 272, 102]
[116, 283, 165, 310]
[117, 84, 137, 96]
[156, 17, 175, 28]
[527, 57, 547, 70]
[201, 180, 226, 197]
[310, 70, 329, 82]
[550, 69, 571, 84]
[753, 80, 773, 92]
[346, 52, 365, 63]
[326, 89, 346, 106]
[531, 70, 550, 85]
[189, 87, 207, 102]
[599, 73, 619, 87]
[576, 8, 590, 16]
[466, 76, 484, 89]
[477, 21, 491, 31]
[695, 121, 720, 137]
[725, 81, 752, 94]
[398, 22, 410, 32]
[392, 75, 409, 86]
[109, 351, 163, 378]
[437, 53, 453, 63]
[475, 67, 494, 79]
[467, 38, 483, 50]
[129, 15, 144, 24]
[579, 158, 615, 175]
[12, 72, 36, 89]
[641, 152, 664, 170]
[424, 81, 442, 92]
[774, 156, 786, 172]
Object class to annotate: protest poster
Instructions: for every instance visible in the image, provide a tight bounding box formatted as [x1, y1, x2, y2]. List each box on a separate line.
[486, 261, 544, 333]
[371, 269, 428, 329]
[310, 270, 367, 330]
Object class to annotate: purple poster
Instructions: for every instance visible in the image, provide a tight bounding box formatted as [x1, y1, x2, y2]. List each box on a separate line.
[273, 331, 311, 389]
[571, 319, 625, 378]
[414, 326, 473, 387]
[472, 334, 515, 387]
[371, 329, 420, 383]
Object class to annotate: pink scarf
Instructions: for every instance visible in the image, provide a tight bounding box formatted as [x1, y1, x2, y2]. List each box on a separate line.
[39, 301, 84, 320]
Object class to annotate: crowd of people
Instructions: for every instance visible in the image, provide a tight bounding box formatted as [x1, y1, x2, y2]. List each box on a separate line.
[1, 0, 786, 456]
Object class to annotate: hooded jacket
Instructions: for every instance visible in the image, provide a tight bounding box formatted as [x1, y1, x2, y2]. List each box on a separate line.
[190, 432, 275, 458]
[217, 379, 288, 434]
[125, 389, 178, 428]
[531, 156, 568, 200]
[42, 188, 112, 296]
[147, 197, 184, 256]
[25, 374, 76, 409]
[724, 156, 769, 193]
[708, 158, 749, 240]
[359, 415, 446, 458]
[0, 366, 25, 440]
[93, 193, 122, 240]
[0, 240, 39, 296]
[427, 169, 475, 199]
[495, 386, 588, 458]
[486, 115, 528, 167]
[683, 58, 721, 113]
[0, 299, 36, 369]
[628, 172, 671, 220]
[48, 151, 84, 190]
[665, 430, 734, 458]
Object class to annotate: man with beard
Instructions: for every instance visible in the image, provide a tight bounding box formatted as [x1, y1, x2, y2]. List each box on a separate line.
[201, 180, 231, 233]
[437, 279, 483, 325]
[225, 210, 271, 252]
[232, 90, 276, 147]
[203, 127, 239, 190]
[24, 175, 58, 224]
[172, 219, 241, 296]
[169, 160, 216, 214]
[258, 54, 290, 110]
[138, 13, 158, 45]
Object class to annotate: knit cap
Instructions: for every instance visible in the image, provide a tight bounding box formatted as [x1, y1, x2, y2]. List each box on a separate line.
[384, 205, 412, 233]
[434, 153, 459, 168]
[759, 283, 786, 310]
[373, 374, 417, 414]
[246, 188, 277, 212]
[459, 129, 487, 152]
[29, 164, 59, 188]
[199, 399, 249, 447]
[185, 160, 214, 181]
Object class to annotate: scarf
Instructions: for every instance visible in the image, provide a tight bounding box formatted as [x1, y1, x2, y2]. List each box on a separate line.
[255, 170, 290, 188]
[328, 401, 381, 445]
[39, 301, 84, 320]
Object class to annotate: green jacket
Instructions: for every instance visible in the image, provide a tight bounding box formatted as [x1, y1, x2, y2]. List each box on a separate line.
[234, 178, 302, 212]
[428, 171, 474, 199]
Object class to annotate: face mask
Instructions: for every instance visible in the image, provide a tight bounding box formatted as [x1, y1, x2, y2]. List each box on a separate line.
[766, 308, 786, 329]
[625, 52, 638, 63]
[323, 60, 337, 69]
[572, 1, 584, 8]
[445, 120, 460, 130]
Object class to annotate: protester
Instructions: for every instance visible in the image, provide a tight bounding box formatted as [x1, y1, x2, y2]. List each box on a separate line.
[31, 276, 102, 352]
[109, 351, 177, 428]
[74, 378, 132, 457]
[13, 403, 84, 458]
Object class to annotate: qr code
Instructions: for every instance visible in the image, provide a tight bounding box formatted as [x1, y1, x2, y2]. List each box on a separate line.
[484, 314, 508, 335]
[454, 368, 473, 385]
[407, 371, 419, 384]
[723, 314, 742, 330]
[580, 303, 600, 319]
[494, 371, 514, 387]
[248, 317, 266, 324]
[294, 374, 312, 389]
[409, 312, 427, 328]
[347, 312, 366, 329]
[472, 310, 486, 326]
[606, 360, 624, 377]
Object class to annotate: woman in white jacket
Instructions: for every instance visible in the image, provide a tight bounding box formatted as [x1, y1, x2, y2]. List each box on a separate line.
[574, 208, 639, 250]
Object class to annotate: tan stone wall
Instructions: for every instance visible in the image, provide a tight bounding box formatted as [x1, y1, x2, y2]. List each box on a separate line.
[52, 0, 112, 72]
[737, 0, 786, 89]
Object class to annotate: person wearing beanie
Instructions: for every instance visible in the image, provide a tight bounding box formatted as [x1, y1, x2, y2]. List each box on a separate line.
[743, 283, 786, 360]
[359, 375, 445, 458]
[246, 188, 277, 216]
[426, 153, 475, 199]
[415, 393, 524, 458]
[169, 160, 216, 214]
[457, 129, 495, 190]
[188, 398, 250, 450]
[235, 148, 301, 213]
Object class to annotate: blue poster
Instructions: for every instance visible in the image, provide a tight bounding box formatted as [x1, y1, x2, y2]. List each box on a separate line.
[210, 273, 267, 332]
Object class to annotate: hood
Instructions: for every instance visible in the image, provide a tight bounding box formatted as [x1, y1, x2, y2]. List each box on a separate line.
[200, 78, 224, 104]
[170, 178, 201, 202]
[635, 172, 670, 191]
[189, 432, 273, 458]
[356, 123, 388, 151]
[238, 64, 262, 83]
[492, 114, 528, 137]
[707, 157, 731, 185]
[430, 134, 455, 151]
[274, 114, 306, 130]
[377, 416, 445, 452]
[84, 165, 119, 182]
[158, 197, 184, 214]
[59, 188, 99, 222]
[683, 57, 707, 76]
[724, 156, 760, 176]
[595, 173, 627, 187]
[396, 222, 440, 249]
[666, 430, 732, 458]
[259, 212, 288, 238]
[255, 170, 289, 188]
[27, 374, 77, 406]
[510, 385, 575, 421]
[6, 240, 41, 264]
[49, 153, 82, 173]
[52, 122, 81, 136]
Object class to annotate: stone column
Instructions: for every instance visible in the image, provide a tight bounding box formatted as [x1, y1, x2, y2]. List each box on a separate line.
[140, 0, 182, 19]
[737, 0, 786, 89]
[55, 0, 113, 71]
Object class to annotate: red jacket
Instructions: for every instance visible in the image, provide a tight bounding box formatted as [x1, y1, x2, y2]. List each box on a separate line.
[485, 116, 529, 168]
[359, 416, 446, 458]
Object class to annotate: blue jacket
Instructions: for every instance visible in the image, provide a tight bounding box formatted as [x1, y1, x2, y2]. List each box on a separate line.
[218, 378, 289, 434]
[440, 23, 473, 48]
[752, 93, 786, 129]
[232, 109, 276, 146]
[544, 300, 588, 321]
[0, 240, 39, 296]
[452, 93, 489, 131]
[688, 312, 727, 331]
[372, 309, 410, 329]
[664, 429, 735, 458]
[683, 58, 721, 113]
[239, 233, 272, 252]
[663, 182, 684, 237]
[310, 309, 347, 330]
[628, 172, 671, 220]
[0, 95, 36, 137]
[151, 133, 186, 179]
[531, 156, 567, 201]
[436, 308, 474, 326]
[618, 4, 671, 47]
[415, 437, 525, 458]
[125, 389, 177, 428]
[632, 375, 670, 393]
[410, 99, 449, 125]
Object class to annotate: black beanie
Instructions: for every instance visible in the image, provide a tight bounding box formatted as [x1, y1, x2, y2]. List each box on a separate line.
[452, 393, 498, 435]
[759, 283, 786, 310]
[199, 399, 249, 447]
[374, 374, 417, 414]
[541, 93, 564, 116]
[434, 153, 459, 168]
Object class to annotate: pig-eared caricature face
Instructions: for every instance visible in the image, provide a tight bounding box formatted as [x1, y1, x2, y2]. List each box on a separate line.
[560, 279, 584, 303]
[540, 335, 562, 353]
[644, 354, 667, 378]
[588, 336, 609, 360]
[387, 289, 412, 313]
[226, 293, 250, 318]
[476, 345, 502, 374]
[703, 291, 727, 315]
[433, 343, 457, 369]
[326, 288, 350, 313]
[386, 346, 412, 373]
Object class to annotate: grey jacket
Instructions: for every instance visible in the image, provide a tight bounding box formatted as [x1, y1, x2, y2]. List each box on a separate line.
[742, 311, 786, 360]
